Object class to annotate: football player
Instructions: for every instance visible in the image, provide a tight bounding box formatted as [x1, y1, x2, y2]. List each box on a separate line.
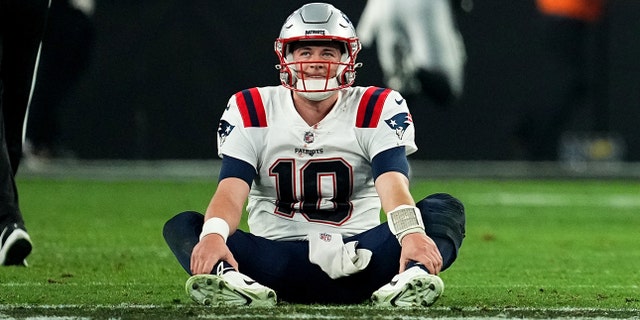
[163, 2, 465, 307]
[0, 0, 49, 267]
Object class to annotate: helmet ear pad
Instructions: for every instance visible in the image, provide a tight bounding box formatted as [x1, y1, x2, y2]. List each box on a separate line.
[281, 50, 298, 86]
[279, 67, 294, 86]
[337, 70, 347, 85]
[339, 69, 355, 86]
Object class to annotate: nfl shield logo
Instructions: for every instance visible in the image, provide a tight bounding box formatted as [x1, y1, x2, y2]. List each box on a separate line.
[319, 233, 332, 242]
[304, 131, 315, 143]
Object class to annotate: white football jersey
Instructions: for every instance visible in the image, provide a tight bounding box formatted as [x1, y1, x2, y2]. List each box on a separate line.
[217, 85, 417, 241]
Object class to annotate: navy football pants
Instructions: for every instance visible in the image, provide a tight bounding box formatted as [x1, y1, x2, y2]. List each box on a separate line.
[0, 0, 49, 227]
[163, 193, 465, 304]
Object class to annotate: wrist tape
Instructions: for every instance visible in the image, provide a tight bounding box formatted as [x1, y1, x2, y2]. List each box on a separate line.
[387, 205, 425, 245]
[199, 217, 230, 243]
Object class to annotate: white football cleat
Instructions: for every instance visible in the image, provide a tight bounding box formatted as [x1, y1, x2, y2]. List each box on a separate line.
[185, 267, 277, 307]
[371, 266, 444, 307]
[0, 223, 32, 267]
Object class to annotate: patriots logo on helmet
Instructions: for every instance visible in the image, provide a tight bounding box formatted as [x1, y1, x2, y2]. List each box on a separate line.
[217, 120, 235, 146]
[385, 112, 413, 140]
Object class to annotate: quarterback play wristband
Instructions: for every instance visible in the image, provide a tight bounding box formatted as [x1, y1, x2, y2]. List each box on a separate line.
[387, 205, 426, 245]
[199, 217, 230, 243]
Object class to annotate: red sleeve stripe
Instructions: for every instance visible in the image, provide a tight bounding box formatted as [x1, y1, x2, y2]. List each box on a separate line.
[235, 88, 267, 127]
[356, 87, 391, 128]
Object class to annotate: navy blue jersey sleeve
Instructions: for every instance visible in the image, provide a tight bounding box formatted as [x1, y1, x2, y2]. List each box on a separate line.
[371, 146, 409, 180]
[218, 155, 257, 186]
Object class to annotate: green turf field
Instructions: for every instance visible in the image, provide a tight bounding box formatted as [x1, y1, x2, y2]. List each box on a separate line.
[1, 176, 639, 319]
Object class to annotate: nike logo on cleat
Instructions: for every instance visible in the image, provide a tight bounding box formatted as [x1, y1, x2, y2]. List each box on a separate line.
[395, 98, 404, 105]
[244, 279, 257, 286]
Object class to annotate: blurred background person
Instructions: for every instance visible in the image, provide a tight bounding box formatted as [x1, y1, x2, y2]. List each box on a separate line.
[514, 0, 612, 161]
[25, 0, 95, 162]
[357, 0, 466, 108]
[0, 0, 49, 266]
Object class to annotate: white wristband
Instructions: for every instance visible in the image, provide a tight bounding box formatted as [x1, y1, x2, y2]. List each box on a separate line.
[387, 205, 426, 245]
[199, 217, 230, 243]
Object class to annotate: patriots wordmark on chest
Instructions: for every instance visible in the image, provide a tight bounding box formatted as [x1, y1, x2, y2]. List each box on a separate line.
[294, 147, 324, 157]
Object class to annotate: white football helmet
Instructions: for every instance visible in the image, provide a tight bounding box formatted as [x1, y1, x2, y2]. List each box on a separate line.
[275, 3, 362, 101]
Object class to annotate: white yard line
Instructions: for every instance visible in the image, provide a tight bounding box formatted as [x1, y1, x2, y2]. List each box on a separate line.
[2, 305, 638, 320]
[2, 282, 639, 290]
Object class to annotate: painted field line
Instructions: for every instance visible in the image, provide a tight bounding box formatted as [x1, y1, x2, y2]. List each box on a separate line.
[1, 304, 638, 320]
[1, 304, 638, 313]
[0, 304, 637, 312]
[2, 282, 638, 290]
[0, 282, 162, 287]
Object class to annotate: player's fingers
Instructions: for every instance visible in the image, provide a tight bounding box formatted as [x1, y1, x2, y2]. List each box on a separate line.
[434, 252, 443, 274]
[225, 252, 239, 271]
[191, 259, 205, 275]
[191, 257, 208, 275]
[190, 251, 201, 274]
[420, 257, 437, 275]
[398, 256, 409, 273]
[190, 260, 197, 275]
[423, 252, 442, 275]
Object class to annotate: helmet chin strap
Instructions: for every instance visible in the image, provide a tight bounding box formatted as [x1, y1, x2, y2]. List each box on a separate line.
[295, 78, 340, 101]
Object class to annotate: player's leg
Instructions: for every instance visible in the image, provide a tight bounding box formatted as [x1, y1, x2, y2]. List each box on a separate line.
[0, 0, 48, 267]
[364, 192, 465, 306]
[164, 211, 373, 305]
[163, 211, 277, 306]
[351, 192, 465, 273]
[417, 192, 466, 269]
[163, 211, 377, 305]
[162, 211, 202, 274]
[0, 112, 32, 266]
[1, 0, 49, 173]
[225, 229, 368, 304]
[225, 193, 465, 305]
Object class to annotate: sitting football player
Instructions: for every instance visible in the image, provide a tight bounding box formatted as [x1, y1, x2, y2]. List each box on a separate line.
[163, 2, 466, 307]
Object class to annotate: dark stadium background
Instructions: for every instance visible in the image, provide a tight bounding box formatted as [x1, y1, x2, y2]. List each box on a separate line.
[36, 0, 640, 161]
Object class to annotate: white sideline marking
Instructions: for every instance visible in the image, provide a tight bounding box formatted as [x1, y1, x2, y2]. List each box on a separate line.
[0, 305, 637, 312]
[463, 193, 640, 208]
[0, 282, 162, 287]
[0, 317, 91, 320]
[2, 282, 638, 290]
[1, 305, 637, 320]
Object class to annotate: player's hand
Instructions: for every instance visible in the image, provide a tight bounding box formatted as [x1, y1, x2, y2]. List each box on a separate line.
[398, 232, 442, 275]
[190, 234, 238, 275]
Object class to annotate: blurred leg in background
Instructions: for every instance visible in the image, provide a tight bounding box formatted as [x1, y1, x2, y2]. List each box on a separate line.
[25, 0, 95, 161]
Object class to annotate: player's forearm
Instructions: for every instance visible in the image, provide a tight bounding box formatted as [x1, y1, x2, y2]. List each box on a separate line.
[204, 177, 250, 234]
[375, 171, 415, 213]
